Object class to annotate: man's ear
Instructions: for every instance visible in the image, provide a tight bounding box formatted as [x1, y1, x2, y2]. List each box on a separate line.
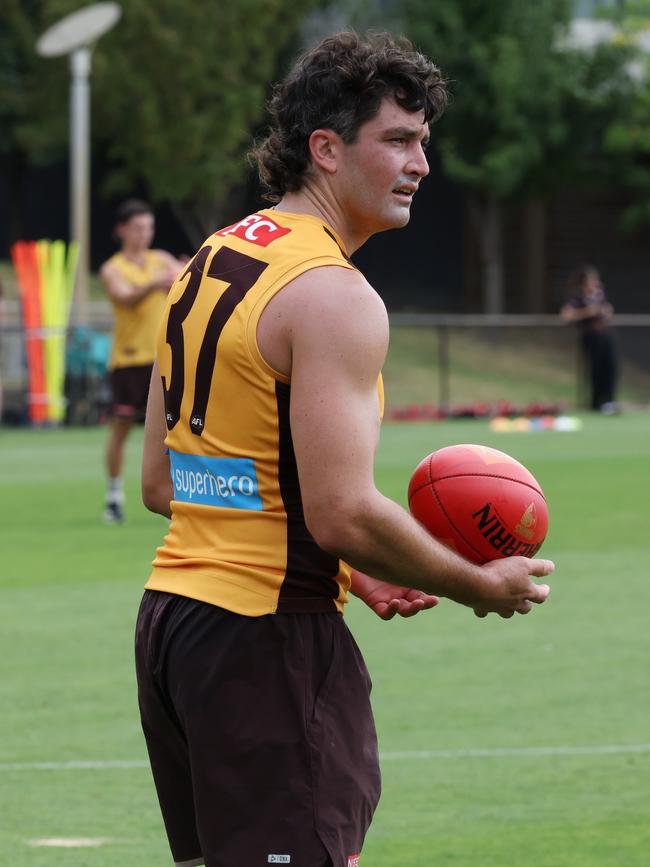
[308, 128, 341, 175]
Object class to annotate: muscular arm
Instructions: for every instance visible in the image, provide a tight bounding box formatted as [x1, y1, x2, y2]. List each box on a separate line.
[141, 362, 173, 518]
[275, 267, 552, 616]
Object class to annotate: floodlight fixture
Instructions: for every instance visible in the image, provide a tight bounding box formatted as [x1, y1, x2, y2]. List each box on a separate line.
[37, 3, 122, 325]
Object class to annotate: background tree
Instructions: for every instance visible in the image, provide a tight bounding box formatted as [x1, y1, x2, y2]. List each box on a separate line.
[6, 0, 329, 248]
[602, 1, 650, 230]
[0, 0, 68, 244]
[400, 0, 633, 311]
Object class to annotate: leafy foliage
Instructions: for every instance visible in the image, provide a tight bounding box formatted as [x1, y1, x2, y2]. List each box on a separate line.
[401, 0, 633, 198]
[91, 1, 319, 229]
[394, 1, 636, 310]
[601, 0, 650, 229]
[3, 0, 327, 242]
[0, 0, 70, 242]
[0, 0, 43, 162]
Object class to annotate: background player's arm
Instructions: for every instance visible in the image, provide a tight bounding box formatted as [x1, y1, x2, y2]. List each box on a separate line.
[153, 249, 186, 279]
[284, 267, 552, 617]
[100, 252, 181, 307]
[559, 300, 612, 322]
[142, 362, 173, 518]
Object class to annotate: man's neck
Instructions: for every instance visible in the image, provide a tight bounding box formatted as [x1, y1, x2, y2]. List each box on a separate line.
[274, 187, 368, 255]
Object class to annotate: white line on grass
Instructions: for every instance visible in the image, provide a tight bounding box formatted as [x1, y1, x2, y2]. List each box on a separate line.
[381, 744, 650, 760]
[2, 744, 650, 772]
[27, 838, 113, 848]
[0, 759, 150, 771]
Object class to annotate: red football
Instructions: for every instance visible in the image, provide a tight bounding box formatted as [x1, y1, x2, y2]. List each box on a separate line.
[408, 444, 548, 565]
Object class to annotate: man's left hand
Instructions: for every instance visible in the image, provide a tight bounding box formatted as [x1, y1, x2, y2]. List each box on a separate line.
[350, 570, 439, 620]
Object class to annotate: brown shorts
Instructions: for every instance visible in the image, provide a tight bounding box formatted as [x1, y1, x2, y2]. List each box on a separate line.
[110, 364, 152, 420]
[135, 590, 381, 867]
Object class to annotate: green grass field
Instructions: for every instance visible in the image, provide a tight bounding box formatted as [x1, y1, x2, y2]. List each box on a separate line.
[1, 415, 649, 866]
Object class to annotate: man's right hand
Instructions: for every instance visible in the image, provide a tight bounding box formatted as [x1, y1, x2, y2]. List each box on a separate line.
[471, 556, 553, 619]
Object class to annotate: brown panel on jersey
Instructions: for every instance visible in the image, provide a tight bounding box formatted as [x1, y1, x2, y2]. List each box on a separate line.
[323, 226, 354, 265]
[275, 381, 340, 614]
[188, 248, 269, 435]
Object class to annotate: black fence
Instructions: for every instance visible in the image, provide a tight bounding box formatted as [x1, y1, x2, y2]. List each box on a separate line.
[1, 308, 649, 425]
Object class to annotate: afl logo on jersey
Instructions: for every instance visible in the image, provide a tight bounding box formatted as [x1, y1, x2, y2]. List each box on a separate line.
[217, 213, 291, 247]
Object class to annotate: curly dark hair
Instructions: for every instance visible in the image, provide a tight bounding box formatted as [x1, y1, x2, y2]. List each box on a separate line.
[251, 31, 447, 202]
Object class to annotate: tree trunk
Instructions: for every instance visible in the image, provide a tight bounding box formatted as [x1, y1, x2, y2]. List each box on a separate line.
[522, 198, 546, 313]
[468, 192, 505, 314]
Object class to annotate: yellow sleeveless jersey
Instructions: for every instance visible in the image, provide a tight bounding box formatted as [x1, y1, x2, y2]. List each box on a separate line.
[107, 250, 169, 369]
[145, 209, 384, 616]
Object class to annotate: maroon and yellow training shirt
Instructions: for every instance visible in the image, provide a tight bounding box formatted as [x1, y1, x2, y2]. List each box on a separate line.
[146, 210, 384, 616]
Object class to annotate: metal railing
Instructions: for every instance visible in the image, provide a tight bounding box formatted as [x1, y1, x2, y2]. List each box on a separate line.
[2, 307, 650, 423]
[385, 314, 650, 413]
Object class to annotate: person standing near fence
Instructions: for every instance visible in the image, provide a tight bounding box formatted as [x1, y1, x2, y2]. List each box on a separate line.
[559, 265, 618, 414]
[100, 199, 183, 522]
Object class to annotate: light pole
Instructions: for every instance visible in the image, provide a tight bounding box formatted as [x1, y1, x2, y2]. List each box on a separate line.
[37, 3, 121, 325]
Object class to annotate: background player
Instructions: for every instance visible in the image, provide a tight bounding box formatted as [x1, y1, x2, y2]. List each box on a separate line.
[138, 32, 554, 867]
[100, 199, 182, 522]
